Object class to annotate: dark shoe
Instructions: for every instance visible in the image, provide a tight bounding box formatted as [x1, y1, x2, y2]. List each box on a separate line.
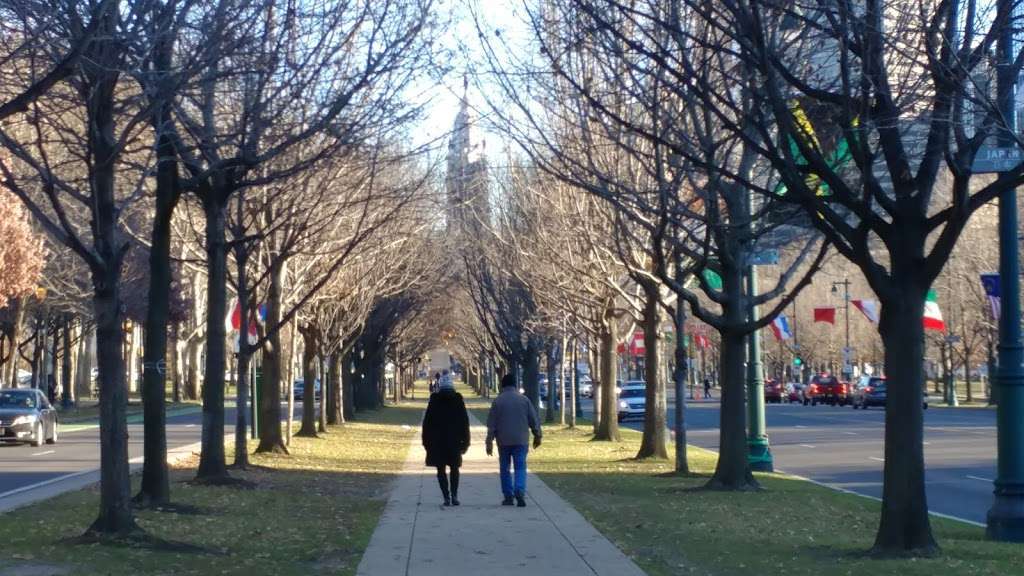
[501, 496, 514, 506]
[443, 497, 451, 506]
[516, 495, 526, 508]
[451, 497, 460, 506]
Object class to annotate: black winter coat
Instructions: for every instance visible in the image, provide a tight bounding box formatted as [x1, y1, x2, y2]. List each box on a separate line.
[422, 389, 470, 467]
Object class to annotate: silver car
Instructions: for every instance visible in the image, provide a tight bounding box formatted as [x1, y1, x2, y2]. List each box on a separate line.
[0, 388, 58, 446]
[617, 380, 646, 421]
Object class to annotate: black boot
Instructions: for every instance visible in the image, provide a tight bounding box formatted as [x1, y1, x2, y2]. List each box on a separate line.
[515, 492, 526, 508]
[450, 467, 460, 506]
[502, 496, 514, 506]
[437, 468, 451, 506]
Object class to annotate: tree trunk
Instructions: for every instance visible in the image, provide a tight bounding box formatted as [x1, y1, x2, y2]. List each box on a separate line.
[706, 328, 757, 490]
[136, 94, 179, 501]
[257, 261, 288, 453]
[590, 335, 601, 433]
[873, 291, 937, 554]
[286, 320, 296, 444]
[297, 325, 318, 437]
[232, 236, 252, 469]
[342, 347, 355, 420]
[61, 318, 74, 407]
[76, 327, 94, 400]
[196, 198, 230, 479]
[7, 296, 24, 387]
[545, 341, 557, 423]
[674, 303, 689, 474]
[523, 339, 541, 411]
[88, 265, 136, 534]
[170, 322, 182, 404]
[329, 352, 343, 424]
[595, 308, 621, 441]
[637, 281, 668, 459]
[318, 356, 328, 433]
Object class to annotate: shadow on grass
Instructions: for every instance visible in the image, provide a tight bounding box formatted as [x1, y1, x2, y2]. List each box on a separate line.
[63, 531, 223, 556]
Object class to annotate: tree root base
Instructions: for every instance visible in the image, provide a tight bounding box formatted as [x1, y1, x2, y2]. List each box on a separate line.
[703, 475, 762, 492]
[868, 544, 940, 559]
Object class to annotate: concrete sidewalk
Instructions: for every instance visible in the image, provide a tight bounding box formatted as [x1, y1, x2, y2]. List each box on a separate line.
[356, 413, 647, 576]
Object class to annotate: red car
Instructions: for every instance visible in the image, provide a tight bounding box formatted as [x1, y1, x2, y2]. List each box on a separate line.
[802, 374, 848, 406]
[763, 379, 786, 403]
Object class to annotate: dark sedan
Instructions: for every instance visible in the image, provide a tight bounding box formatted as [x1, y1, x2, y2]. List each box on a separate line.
[0, 388, 58, 446]
[851, 377, 929, 410]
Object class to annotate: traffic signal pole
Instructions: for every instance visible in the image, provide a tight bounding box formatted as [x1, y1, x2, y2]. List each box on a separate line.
[987, 0, 1024, 541]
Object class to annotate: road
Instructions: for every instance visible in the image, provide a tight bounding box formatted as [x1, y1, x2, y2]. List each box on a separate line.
[0, 402, 304, 503]
[578, 397, 997, 525]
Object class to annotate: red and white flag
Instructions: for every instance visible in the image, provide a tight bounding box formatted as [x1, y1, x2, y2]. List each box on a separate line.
[851, 299, 880, 324]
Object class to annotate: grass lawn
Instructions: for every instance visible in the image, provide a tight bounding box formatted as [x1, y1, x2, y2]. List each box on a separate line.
[0, 400, 423, 576]
[515, 420, 1020, 576]
[56, 400, 202, 425]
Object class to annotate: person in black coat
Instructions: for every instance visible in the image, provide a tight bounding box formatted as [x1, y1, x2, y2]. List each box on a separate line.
[422, 381, 470, 506]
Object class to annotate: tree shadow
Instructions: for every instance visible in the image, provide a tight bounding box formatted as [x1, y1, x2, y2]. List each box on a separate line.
[62, 531, 223, 555]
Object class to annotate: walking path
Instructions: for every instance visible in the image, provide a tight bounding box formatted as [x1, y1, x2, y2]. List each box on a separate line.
[356, 412, 647, 576]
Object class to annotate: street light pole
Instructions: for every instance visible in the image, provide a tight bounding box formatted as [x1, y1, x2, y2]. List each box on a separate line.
[745, 190, 772, 472]
[832, 279, 852, 380]
[987, 0, 1024, 541]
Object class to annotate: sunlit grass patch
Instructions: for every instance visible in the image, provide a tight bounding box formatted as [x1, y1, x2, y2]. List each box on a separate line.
[517, 419, 1019, 576]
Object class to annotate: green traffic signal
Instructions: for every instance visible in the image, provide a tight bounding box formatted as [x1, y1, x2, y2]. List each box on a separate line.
[793, 357, 803, 366]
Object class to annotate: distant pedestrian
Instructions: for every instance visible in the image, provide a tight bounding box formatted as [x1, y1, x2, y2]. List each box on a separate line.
[431, 372, 441, 394]
[486, 374, 542, 507]
[703, 377, 712, 399]
[422, 377, 470, 506]
[440, 368, 453, 389]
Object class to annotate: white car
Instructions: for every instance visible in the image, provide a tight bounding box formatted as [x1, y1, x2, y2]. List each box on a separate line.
[579, 376, 593, 398]
[617, 380, 646, 421]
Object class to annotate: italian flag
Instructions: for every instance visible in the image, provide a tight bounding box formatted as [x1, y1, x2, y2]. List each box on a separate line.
[924, 290, 945, 331]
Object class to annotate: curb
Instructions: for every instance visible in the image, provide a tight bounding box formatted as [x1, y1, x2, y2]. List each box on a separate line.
[0, 434, 233, 514]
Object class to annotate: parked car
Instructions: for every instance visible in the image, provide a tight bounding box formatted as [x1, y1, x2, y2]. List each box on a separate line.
[292, 378, 321, 401]
[616, 380, 646, 421]
[0, 388, 58, 446]
[851, 377, 929, 410]
[763, 378, 785, 403]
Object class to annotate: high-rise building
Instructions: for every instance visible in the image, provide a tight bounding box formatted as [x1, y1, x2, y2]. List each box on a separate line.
[445, 87, 490, 235]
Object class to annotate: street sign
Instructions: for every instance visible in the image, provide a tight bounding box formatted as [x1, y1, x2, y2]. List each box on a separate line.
[750, 249, 780, 266]
[971, 145, 1024, 173]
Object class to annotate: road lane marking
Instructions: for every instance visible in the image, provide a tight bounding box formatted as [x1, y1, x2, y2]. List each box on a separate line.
[799, 444, 816, 449]
[795, 425, 808, 429]
[185, 424, 196, 428]
[966, 475, 994, 482]
[868, 457, 885, 462]
[842, 432, 858, 436]
[31, 450, 55, 456]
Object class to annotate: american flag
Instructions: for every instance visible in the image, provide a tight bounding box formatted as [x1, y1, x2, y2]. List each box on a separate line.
[981, 273, 1000, 321]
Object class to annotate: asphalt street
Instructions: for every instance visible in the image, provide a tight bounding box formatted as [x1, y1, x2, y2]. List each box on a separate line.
[578, 397, 997, 525]
[0, 402, 303, 499]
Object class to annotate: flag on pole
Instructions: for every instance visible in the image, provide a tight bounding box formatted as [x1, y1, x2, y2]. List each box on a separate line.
[769, 315, 794, 341]
[923, 290, 945, 331]
[630, 331, 646, 355]
[813, 307, 836, 324]
[981, 273, 1001, 321]
[226, 298, 241, 332]
[851, 299, 880, 324]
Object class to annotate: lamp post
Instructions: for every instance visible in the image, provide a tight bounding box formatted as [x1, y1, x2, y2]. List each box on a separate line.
[831, 279, 852, 380]
[987, 0, 1024, 541]
[745, 187, 772, 472]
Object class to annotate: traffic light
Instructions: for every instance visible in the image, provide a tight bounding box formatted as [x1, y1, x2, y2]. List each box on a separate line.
[793, 356, 803, 367]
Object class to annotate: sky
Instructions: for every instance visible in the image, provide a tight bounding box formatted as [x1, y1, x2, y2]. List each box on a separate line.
[414, 0, 533, 160]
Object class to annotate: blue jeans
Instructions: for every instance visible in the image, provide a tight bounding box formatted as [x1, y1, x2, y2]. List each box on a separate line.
[498, 445, 528, 497]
